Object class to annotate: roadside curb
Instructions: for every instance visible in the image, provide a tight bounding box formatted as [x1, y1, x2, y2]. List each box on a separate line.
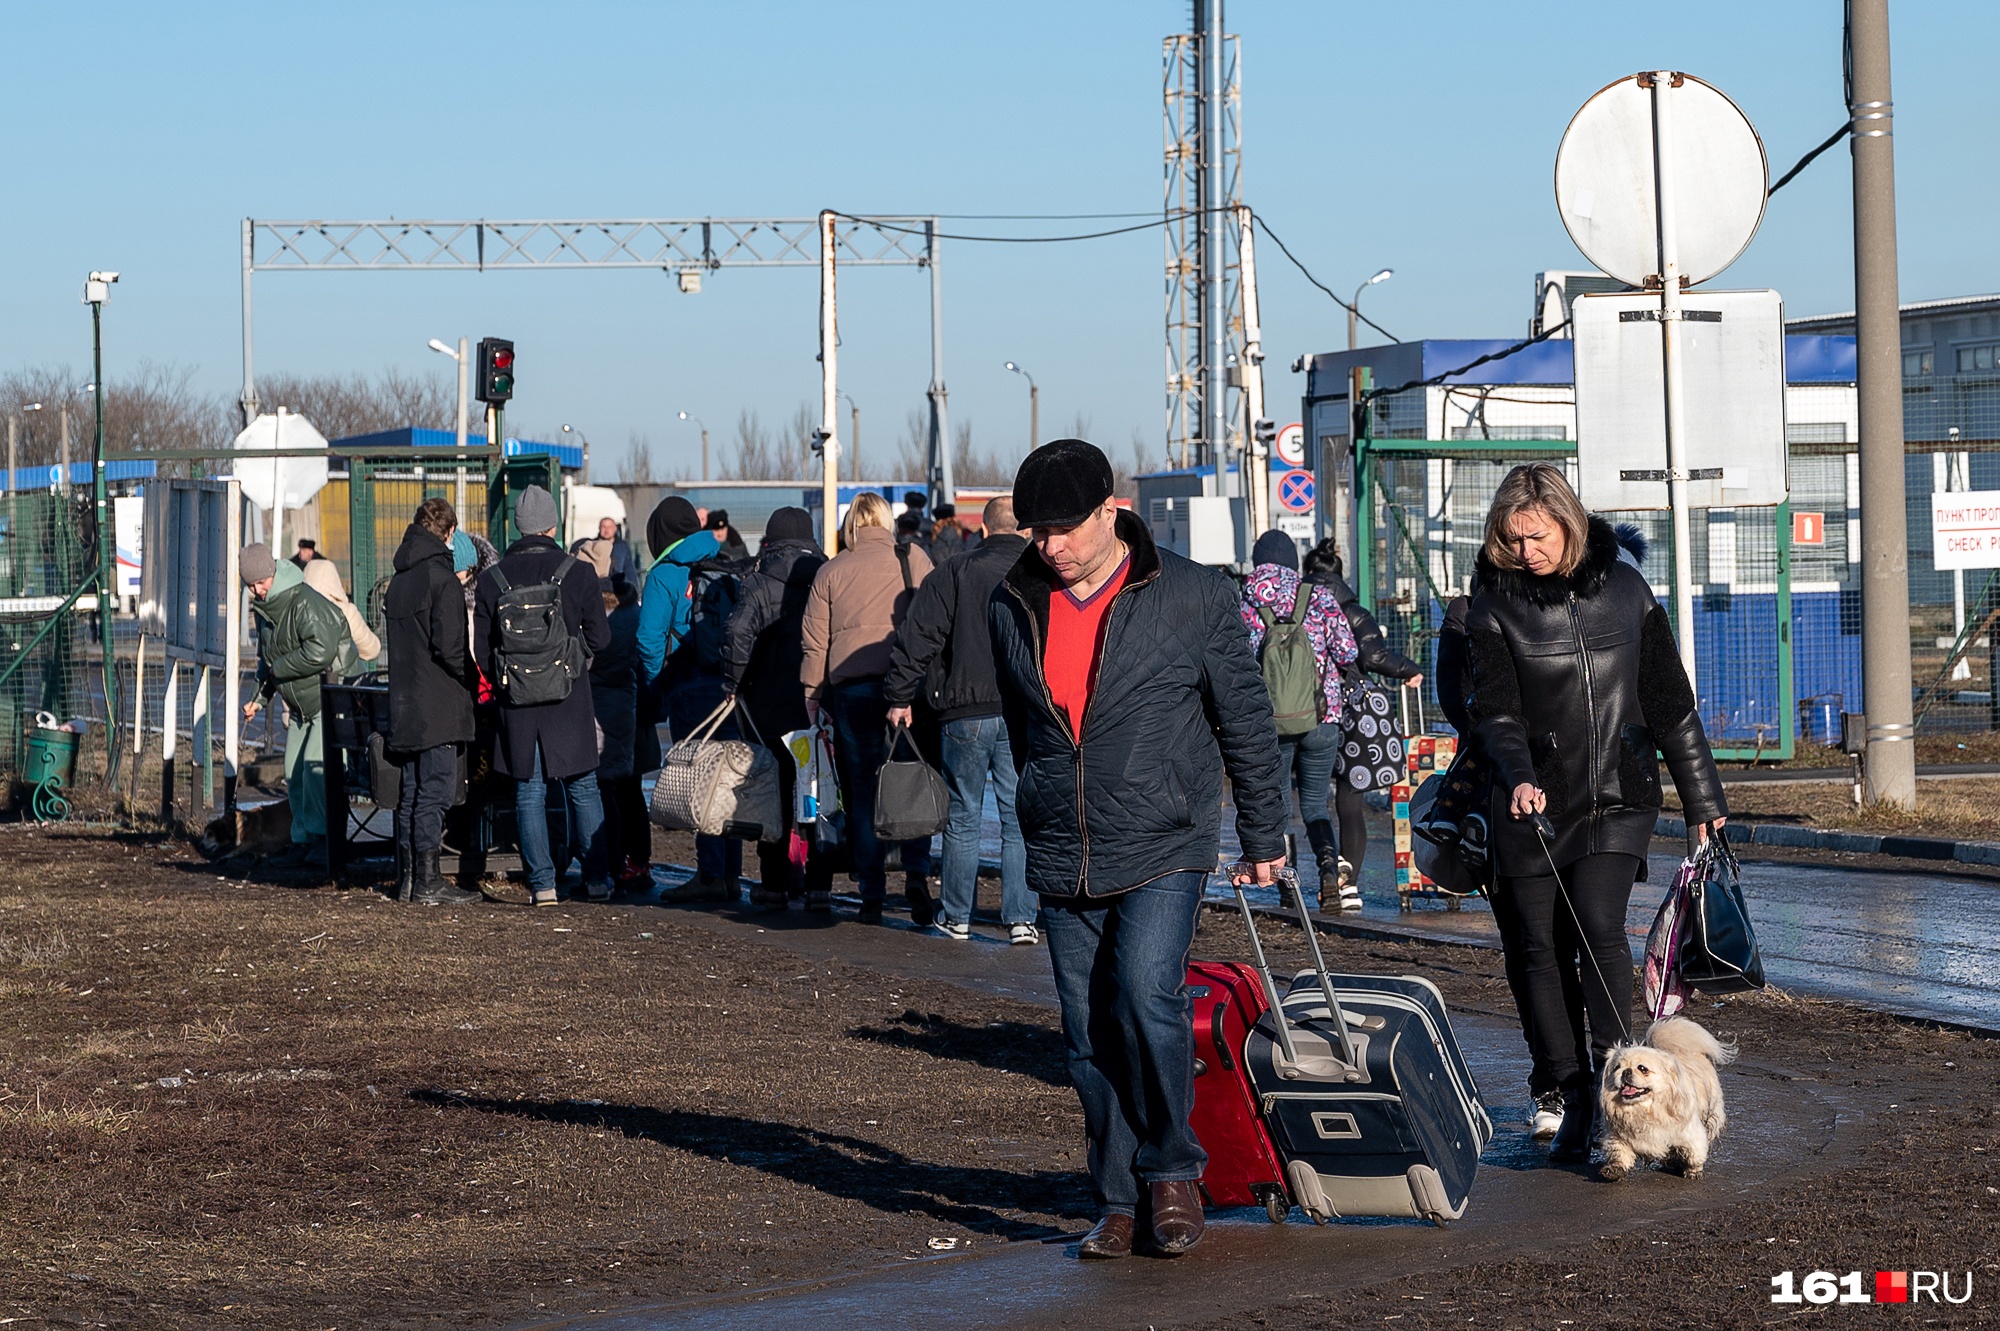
[1655, 815, 2000, 869]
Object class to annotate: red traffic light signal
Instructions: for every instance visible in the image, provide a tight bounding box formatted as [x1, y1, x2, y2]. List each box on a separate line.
[476, 337, 515, 404]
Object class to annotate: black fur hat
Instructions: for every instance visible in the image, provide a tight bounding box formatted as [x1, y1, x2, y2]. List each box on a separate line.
[1013, 439, 1114, 527]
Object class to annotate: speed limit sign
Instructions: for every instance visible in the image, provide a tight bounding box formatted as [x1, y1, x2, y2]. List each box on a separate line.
[1275, 422, 1305, 467]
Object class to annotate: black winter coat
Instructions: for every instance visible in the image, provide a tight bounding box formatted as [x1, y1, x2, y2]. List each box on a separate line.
[721, 539, 825, 745]
[1467, 516, 1727, 873]
[884, 533, 1026, 722]
[384, 525, 477, 752]
[1311, 570, 1422, 683]
[475, 536, 613, 781]
[990, 512, 1288, 899]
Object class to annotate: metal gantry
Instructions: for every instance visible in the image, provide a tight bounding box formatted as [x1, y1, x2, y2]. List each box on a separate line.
[238, 215, 952, 501]
[1163, 11, 1245, 471]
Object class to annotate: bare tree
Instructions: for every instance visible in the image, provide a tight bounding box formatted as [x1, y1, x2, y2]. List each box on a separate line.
[255, 367, 456, 442]
[1113, 429, 1162, 498]
[617, 432, 664, 485]
[718, 403, 819, 480]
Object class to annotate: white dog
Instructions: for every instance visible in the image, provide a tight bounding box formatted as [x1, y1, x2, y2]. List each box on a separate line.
[1597, 1017, 1737, 1181]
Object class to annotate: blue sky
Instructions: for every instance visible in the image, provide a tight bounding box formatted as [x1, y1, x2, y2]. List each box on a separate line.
[1, 1, 1993, 477]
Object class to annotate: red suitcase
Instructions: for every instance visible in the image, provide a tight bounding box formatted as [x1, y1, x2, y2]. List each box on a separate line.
[1187, 959, 1292, 1222]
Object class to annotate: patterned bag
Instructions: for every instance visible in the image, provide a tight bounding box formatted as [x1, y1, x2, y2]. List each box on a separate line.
[1336, 678, 1407, 792]
[649, 697, 784, 841]
[1642, 854, 1698, 1019]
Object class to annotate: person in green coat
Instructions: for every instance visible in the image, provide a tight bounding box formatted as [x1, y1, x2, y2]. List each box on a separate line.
[239, 542, 349, 868]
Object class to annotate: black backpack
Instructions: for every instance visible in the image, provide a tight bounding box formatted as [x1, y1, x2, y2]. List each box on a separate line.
[489, 555, 586, 705]
[686, 554, 746, 674]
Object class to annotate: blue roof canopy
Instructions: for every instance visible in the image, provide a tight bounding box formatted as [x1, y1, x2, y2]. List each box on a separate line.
[1306, 334, 1858, 396]
[330, 426, 582, 470]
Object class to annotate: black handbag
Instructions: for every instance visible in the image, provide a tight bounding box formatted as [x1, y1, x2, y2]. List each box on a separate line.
[1408, 741, 1493, 897]
[1678, 831, 1766, 994]
[873, 721, 950, 841]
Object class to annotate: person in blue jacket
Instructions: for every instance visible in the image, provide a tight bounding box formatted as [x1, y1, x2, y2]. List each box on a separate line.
[637, 496, 741, 903]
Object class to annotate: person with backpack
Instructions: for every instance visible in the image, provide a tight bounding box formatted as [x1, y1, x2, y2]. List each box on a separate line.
[474, 485, 613, 907]
[1300, 537, 1426, 899]
[239, 541, 350, 871]
[637, 496, 743, 904]
[1240, 530, 1361, 910]
[800, 491, 936, 925]
[721, 506, 829, 911]
[384, 499, 482, 906]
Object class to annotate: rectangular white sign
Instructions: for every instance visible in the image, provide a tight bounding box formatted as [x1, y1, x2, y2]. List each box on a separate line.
[1572, 289, 1790, 511]
[1932, 489, 2000, 571]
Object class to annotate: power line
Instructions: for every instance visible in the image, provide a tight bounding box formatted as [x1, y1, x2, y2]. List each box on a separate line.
[1246, 211, 1401, 343]
[1362, 320, 1570, 402]
[1769, 122, 1852, 196]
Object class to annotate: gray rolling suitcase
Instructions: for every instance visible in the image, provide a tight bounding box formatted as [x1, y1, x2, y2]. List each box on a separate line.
[1230, 869, 1493, 1225]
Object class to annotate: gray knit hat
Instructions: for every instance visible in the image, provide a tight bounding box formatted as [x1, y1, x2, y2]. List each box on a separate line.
[514, 485, 559, 536]
[239, 543, 276, 585]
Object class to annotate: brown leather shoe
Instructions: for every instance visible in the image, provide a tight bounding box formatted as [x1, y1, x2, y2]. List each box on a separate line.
[1146, 1180, 1205, 1255]
[1076, 1212, 1135, 1259]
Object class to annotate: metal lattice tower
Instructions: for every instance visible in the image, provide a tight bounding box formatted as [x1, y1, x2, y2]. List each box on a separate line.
[1163, 6, 1244, 469]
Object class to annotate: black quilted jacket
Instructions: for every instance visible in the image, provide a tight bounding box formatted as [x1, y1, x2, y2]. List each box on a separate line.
[1467, 515, 1727, 874]
[990, 511, 1288, 899]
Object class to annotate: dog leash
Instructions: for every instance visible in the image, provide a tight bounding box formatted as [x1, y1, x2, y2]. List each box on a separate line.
[1526, 811, 1633, 1045]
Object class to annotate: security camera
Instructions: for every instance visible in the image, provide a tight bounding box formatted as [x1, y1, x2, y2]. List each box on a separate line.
[88, 271, 120, 284]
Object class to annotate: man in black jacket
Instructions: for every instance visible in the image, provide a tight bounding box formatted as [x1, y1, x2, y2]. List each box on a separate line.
[721, 506, 828, 911]
[989, 441, 1287, 1260]
[384, 499, 481, 905]
[885, 496, 1032, 942]
[475, 486, 613, 907]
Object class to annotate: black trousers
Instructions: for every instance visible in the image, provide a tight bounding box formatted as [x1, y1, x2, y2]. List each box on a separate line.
[599, 775, 650, 871]
[1333, 782, 1369, 874]
[1490, 851, 1640, 1093]
[396, 743, 459, 858]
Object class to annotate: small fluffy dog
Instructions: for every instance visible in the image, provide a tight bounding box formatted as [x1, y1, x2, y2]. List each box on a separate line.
[1598, 1017, 1737, 1181]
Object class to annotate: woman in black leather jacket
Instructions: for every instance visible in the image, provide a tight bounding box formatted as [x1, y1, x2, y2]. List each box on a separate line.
[1467, 464, 1728, 1163]
[1300, 540, 1424, 897]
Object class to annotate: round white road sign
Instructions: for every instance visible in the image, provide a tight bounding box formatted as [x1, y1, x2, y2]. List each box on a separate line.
[1275, 421, 1305, 467]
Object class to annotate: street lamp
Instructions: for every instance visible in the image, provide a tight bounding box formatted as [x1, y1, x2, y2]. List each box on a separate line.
[1003, 361, 1038, 452]
[426, 337, 471, 515]
[83, 270, 119, 780]
[1349, 268, 1393, 350]
[678, 411, 710, 482]
[561, 423, 592, 484]
[837, 391, 860, 481]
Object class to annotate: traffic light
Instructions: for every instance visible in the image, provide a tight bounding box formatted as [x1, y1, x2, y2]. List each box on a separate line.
[476, 337, 515, 404]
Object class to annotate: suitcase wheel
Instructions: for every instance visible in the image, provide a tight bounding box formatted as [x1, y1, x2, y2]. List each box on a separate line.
[1265, 1193, 1289, 1225]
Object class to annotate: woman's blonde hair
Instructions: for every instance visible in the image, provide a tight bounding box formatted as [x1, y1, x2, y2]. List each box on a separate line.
[1482, 462, 1590, 576]
[840, 491, 892, 551]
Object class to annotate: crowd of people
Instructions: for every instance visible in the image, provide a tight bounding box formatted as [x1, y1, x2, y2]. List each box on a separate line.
[238, 445, 1728, 1258]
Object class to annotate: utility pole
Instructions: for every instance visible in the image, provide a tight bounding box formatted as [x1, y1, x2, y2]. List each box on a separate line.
[1200, 0, 1228, 489]
[818, 211, 841, 553]
[455, 336, 468, 518]
[59, 402, 71, 495]
[1236, 204, 1271, 536]
[926, 219, 953, 512]
[84, 271, 120, 784]
[1849, 0, 1916, 808]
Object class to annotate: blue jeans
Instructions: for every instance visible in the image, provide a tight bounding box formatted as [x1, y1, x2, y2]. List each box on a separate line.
[515, 741, 609, 894]
[825, 679, 933, 903]
[668, 676, 744, 885]
[939, 714, 1031, 927]
[1279, 721, 1344, 883]
[1040, 871, 1207, 1214]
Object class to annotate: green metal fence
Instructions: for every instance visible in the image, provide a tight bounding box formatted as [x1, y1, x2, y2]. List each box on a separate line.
[1356, 436, 1797, 761]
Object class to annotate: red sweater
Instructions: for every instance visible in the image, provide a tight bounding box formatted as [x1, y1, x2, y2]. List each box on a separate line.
[1044, 554, 1130, 739]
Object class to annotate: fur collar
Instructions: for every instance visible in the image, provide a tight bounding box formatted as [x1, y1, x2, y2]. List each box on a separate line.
[1475, 514, 1622, 608]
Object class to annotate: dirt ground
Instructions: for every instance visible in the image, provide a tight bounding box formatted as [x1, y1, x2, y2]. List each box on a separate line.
[1668, 775, 2000, 842]
[2, 824, 1997, 1329]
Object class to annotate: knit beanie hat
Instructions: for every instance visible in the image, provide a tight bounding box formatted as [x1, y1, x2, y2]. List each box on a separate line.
[514, 485, 559, 536]
[1251, 529, 1299, 571]
[450, 529, 477, 573]
[764, 506, 815, 544]
[239, 543, 276, 585]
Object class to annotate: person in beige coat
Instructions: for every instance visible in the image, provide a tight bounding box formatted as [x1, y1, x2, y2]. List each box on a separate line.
[300, 557, 381, 672]
[800, 492, 936, 925]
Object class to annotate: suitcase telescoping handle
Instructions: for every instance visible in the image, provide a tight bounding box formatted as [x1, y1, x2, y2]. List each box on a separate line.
[1225, 861, 1361, 1072]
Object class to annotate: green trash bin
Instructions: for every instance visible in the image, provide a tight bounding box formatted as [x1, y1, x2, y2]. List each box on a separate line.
[23, 725, 80, 790]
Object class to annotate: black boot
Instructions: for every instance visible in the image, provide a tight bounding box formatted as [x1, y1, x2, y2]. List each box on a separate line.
[1547, 1084, 1596, 1164]
[411, 850, 480, 905]
[395, 840, 415, 903]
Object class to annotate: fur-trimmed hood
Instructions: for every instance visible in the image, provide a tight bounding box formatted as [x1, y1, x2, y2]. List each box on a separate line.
[1474, 513, 1623, 609]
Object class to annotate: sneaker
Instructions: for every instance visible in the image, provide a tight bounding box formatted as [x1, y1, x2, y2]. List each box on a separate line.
[660, 873, 734, 905]
[1529, 1091, 1565, 1141]
[904, 876, 936, 928]
[1336, 857, 1357, 889]
[1009, 923, 1041, 946]
[530, 886, 559, 908]
[934, 918, 971, 941]
[803, 889, 833, 913]
[581, 880, 613, 903]
[1338, 884, 1363, 913]
[857, 901, 884, 925]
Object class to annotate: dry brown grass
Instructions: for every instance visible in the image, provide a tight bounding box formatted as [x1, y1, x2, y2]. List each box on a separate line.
[1668, 775, 2000, 841]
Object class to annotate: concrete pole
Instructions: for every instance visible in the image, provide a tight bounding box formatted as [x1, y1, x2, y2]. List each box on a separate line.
[239, 218, 259, 430]
[1029, 383, 1038, 453]
[1237, 204, 1271, 537]
[59, 404, 71, 495]
[818, 211, 841, 553]
[927, 219, 953, 510]
[454, 335, 468, 521]
[1849, 0, 1917, 809]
